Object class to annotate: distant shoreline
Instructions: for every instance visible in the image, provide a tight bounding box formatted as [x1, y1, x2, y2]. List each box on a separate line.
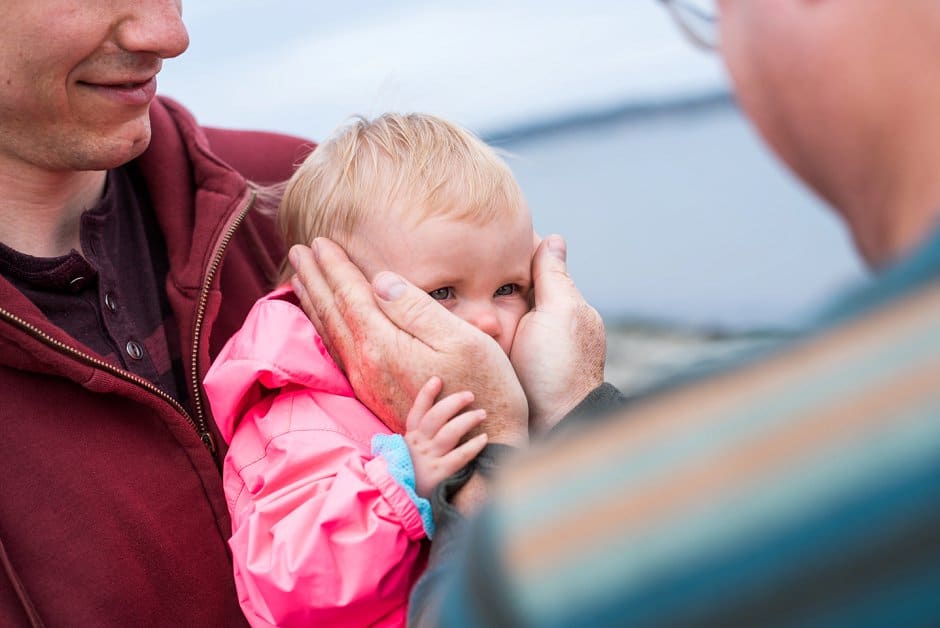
[484, 89, 734, 147]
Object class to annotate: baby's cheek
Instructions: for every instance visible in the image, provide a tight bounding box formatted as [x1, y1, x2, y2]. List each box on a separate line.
[499, 301, 528, 355]
[506, 298, 531, 334]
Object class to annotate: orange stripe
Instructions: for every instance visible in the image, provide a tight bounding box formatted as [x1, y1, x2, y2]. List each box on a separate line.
[503, 309, 940, 575]
[507, 352, 940, 573]
[502, 282, 940, 498]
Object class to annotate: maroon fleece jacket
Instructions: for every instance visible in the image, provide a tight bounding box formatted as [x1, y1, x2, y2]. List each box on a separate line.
[0, 97, 313, 627]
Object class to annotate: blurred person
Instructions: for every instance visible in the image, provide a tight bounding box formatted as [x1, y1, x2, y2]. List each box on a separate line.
[289, 0, 940, 626]
[204, 113, 536, 627]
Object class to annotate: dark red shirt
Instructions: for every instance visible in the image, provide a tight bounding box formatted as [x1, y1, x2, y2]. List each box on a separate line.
[0, 164, 186, 406]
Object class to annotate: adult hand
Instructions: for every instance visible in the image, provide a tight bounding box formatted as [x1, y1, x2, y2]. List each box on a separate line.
[289, 238, 529, 447]
[510, 234, 606, 434]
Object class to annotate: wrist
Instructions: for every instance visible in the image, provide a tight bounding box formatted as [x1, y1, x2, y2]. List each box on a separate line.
[478, 400, 529, 447]
[485, 421, 528, 448]
[450, 471, 489, 514]
[529, 376, 605, 434]
[433, 443, 519, 517]
[489, 430, 528, 448]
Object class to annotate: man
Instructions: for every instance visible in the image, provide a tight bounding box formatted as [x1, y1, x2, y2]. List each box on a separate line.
[0, 3, 607, 625]
[0, 2, 317, 625]
[289, 0, 940, 625]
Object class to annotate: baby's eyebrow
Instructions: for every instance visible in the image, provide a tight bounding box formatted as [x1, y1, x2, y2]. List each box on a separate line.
[416, 277, 455, 292]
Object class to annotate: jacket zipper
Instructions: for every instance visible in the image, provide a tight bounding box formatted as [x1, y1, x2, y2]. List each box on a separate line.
[188, 188, 258, 456]
[0, 188, 258, 458]
[0, 308, 191, 423]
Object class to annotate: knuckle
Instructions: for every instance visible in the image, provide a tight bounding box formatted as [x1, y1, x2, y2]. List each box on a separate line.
[331, 283, 357, 320]
[394, 294, 431, 333]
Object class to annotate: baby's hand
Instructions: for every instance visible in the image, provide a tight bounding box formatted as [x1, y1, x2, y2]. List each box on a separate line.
[406, 376, 488, 498]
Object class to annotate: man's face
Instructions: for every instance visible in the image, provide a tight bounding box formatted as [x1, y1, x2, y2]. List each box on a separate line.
[350, 203, 536, 356]
[0, 1, 189, 173]
[716, 0, 859, 208]
[716, 0, 812, 179]
[715, 0, 911, 264]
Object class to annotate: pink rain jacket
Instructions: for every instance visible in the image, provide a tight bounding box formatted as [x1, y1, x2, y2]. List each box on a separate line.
[204, 287, 429, 627]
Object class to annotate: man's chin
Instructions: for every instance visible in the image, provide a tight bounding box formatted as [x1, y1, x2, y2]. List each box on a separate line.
[78, 127, 153, 171]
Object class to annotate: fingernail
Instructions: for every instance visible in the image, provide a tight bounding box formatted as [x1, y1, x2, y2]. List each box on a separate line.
[288, 245, 301, 270]
[291, 276, 307, 299]
[373, 271, 406, 301]
[547, 235, 566, 261]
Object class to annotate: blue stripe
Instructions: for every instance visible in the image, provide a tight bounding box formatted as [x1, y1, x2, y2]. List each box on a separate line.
[501, 311, 940, 551]
[501, 304, 940, 535]
[513, 399, 940, 626]
[804, 557, 940, 628]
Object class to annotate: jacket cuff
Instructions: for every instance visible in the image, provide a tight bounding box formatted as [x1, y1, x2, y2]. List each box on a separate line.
[371, 433, 435, 538]
[548, 382, 628, 436]
[430, 443, 517, 547]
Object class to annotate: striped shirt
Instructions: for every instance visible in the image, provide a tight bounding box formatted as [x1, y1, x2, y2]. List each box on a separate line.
[423, 227, 940, 627]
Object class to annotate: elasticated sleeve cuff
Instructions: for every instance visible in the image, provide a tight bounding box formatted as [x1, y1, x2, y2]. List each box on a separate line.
[371, 433, 435, 538]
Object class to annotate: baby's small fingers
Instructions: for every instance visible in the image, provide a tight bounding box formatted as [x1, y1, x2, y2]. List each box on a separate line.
[417, 390, 475, 437]
[406, 376, 443, 432]
[437, 433, 489, 476]
[429, 409, 486, 452]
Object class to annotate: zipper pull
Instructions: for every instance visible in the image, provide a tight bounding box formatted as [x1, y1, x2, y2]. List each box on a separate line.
[200, 432, 217, 456]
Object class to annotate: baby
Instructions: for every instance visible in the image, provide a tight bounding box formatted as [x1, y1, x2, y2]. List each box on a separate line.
[204, 113, 535, 627]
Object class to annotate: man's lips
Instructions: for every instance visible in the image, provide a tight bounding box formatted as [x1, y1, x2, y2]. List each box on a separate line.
[77, 76, 158, 106]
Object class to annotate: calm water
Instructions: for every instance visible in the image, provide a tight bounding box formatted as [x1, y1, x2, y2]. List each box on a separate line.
[160, 4, 867, 332]
[498, 102, 867, 331]
[171, 0, 790, 392]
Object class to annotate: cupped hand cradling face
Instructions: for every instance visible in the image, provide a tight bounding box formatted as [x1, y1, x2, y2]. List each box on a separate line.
[510, 234, 606, 434]
[289, 238, 529, 447]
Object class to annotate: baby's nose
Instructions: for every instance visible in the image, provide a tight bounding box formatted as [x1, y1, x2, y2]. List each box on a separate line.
[467, 303, 501, 340]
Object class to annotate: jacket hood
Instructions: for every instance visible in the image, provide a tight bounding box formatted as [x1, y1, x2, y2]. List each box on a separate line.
[139, 97, 252, 294]
[204, 287, 357, 445]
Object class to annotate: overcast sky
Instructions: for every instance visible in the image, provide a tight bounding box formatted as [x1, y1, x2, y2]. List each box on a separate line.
[159, 3, 866, 330]
[161, 2, 727, 140]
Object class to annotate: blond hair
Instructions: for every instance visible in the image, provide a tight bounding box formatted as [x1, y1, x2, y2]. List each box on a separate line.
[275, 113, 525, 283]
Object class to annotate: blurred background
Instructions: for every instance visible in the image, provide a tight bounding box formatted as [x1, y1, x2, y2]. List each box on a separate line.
[161, 1, 870, 390]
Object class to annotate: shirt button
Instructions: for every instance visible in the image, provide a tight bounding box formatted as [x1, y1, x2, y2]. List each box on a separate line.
[104, 292, 117, 312]
[125, 341, 144, 361]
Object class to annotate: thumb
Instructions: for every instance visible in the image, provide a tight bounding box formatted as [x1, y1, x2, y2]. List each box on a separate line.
[372, 271, 471, 350]
[531, 234, 579, 310]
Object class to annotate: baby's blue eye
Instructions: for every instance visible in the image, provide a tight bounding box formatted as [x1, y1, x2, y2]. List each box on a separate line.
[494, 284, 517, 297]
[429, 287, 454, 300]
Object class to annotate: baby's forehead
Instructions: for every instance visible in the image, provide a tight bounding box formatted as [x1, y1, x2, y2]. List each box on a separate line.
[390, 194, 531, 228]
[353, 199, 534, 276]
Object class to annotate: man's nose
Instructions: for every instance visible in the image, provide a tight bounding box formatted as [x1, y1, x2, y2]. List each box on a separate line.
[114, 0, 190, 59]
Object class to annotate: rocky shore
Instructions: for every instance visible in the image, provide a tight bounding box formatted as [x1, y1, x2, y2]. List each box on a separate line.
[603, 322, 789, 395]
